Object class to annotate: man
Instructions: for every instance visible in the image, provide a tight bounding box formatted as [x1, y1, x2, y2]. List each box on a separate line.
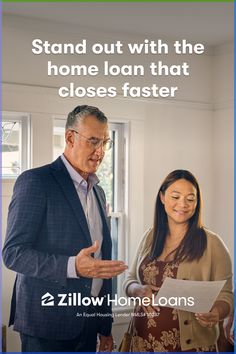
[3, 105, 127, 352]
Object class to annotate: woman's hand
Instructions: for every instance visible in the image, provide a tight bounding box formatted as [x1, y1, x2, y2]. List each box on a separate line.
[223, 315, 234, 345]
[195, 301, 230, 328]
[127, 283, 160, 315]
[127, 283, 159, 298]
[195, 307, 220, 327]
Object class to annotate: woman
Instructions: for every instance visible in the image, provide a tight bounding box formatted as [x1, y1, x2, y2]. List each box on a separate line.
[123, 170, 233, 352]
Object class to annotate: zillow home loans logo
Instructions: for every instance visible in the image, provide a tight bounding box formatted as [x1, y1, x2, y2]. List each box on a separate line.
[41, 292, 55, 306]
[41, 292, 195, 307]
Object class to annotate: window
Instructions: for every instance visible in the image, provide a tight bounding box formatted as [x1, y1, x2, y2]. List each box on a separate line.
[98, 123, 126, 298]
[53, 119, 127, 298]
[2, 112, 31, 178]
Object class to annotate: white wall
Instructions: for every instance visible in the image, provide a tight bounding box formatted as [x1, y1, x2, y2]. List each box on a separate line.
[211, 42, 234, 256]
[1, 13, 233, 352]
[143, 104, 214, 231]
[3, 14, 213, 103]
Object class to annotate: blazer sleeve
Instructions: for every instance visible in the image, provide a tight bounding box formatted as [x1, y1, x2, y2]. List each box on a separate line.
[210, 234, 234, 314]
[2, 170, 69, 286]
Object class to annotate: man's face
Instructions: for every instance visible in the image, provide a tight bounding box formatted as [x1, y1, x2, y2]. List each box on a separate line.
[65, 115, 109, 175]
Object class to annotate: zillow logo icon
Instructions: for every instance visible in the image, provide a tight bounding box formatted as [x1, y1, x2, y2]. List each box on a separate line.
[41, 292, 54, 306]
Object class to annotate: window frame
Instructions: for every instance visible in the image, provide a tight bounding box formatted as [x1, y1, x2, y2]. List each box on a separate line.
[109, 122, 124, 213]
[2, 111, 31, 179]
[108, 123, 127, 298]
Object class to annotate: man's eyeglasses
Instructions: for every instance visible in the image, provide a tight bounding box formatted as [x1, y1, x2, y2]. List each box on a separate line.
[71, 130, 114, 151]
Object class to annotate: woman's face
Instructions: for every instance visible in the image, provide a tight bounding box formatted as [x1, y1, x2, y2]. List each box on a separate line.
[160, 178, 197, 226]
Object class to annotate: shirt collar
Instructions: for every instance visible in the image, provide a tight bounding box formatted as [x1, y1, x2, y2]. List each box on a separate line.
[60, 154, 99, 189]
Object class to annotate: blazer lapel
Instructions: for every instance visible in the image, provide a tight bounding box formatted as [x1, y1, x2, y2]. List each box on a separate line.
[93, 185, 112, 258]
[50, 158, 91, 244]
[93, 185, 110, 232]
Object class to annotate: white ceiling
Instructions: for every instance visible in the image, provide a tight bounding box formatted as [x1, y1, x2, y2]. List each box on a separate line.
[2, 2, 234, 46]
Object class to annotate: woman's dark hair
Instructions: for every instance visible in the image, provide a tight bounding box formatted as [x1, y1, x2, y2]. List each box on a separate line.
[150, 169, 207, 262]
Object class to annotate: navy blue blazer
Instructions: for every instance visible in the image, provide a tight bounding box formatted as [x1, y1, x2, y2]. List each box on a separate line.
[2, 157, 113, 340]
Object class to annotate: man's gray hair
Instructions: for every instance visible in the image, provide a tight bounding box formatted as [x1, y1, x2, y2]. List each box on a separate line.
[66, 105, 108, 130]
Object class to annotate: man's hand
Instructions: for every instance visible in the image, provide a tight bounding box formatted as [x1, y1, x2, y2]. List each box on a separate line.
[98, 334, 113, 352]
[75, 241, 128, 278]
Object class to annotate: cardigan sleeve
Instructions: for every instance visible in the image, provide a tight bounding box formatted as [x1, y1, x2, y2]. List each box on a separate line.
[123, 228, 153, 296]
[210, 233, 234, 314]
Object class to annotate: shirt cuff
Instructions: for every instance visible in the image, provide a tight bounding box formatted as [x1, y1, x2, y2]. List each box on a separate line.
[67, 256, 79, 278]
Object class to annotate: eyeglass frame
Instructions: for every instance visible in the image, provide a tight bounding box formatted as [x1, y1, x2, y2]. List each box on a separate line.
[70, 129, 114, 151]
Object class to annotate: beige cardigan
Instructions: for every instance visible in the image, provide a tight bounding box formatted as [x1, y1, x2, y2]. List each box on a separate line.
[123, 228, 233, 351]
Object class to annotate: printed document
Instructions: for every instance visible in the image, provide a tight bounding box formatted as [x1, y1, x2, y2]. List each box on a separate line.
[155, 277, 226, 313]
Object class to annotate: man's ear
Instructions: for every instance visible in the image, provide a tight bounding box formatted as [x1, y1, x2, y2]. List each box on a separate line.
[65, 130, 74, 147]
[160, 192, 165, 205]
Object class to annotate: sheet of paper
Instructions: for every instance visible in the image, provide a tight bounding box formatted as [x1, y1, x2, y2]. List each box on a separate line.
[154, 277, 226, 313]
